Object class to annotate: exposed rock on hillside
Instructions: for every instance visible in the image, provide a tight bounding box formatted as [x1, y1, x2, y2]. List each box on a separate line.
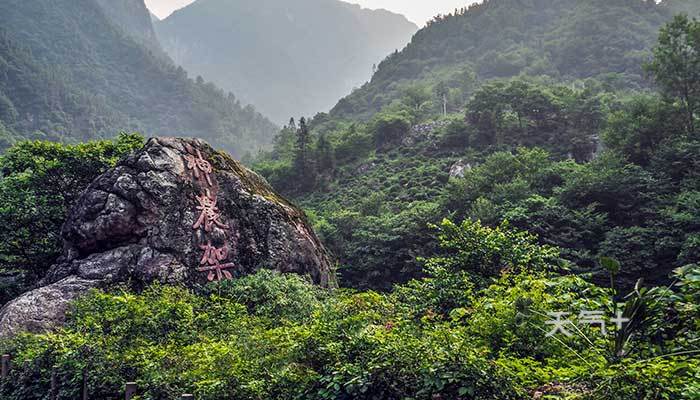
[449, 160, 472, 179]
[0, 138, 335, 337]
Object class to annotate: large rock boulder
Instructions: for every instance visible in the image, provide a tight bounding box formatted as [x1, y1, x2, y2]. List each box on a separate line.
[0, 137, 335, 337]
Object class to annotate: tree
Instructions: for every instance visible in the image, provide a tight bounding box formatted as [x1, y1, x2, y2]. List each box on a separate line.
[466, 81, 507, 147]
[371, 111, 411, 150]
[646, 15, 700, 134]
[603, 94, 681, 165]
[0, 133, 144, 304]
[466, 80, 602, 157]
[315, 132, 334, 174]
[294, 117, 312, 188]
[424, 218, 558, 284]
[401, 85, 432, 119]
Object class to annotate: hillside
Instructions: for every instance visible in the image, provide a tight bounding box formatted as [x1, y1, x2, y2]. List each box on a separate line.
[94, 0, 162, 52]
[252, 2, 700, 291]
[155, 0, 418, 123]
[0, 30, 120, 148]
[0, 0, 278, 156]
[0, 2, 699, 399]
[331, 0, 700, 121]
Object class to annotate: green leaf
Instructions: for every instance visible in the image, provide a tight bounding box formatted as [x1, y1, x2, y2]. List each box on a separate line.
[600, 256, 621, 274]
[458, 386, 475, 396]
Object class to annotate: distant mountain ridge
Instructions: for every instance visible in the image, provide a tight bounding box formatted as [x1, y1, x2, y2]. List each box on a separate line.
[155, 0, 418, 123]
[330, 0, 700, 121]
[95, 0, 162, 52]
[0, 0, 278, 156]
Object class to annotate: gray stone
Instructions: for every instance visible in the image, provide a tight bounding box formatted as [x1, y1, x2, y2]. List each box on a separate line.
[449, 159, 472, 179]
[0, 276, 99, 337]
[0, 137, 335, 337]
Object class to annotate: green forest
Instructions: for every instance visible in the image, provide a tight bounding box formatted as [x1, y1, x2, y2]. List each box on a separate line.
[1, 0, 700, 399]
[0, 0, 278, 156]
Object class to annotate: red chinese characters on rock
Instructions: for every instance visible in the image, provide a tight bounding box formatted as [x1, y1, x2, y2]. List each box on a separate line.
[197, 242, 236, 282]
[185, 148, 214, 186]
[184, 147, 236, 282]
[193, 189, 229, 232]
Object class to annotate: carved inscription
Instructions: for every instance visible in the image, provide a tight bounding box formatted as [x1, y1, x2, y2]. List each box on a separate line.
[184, 148, 213, 186]
[193, 190, 229, 232]
[197, 242, 235, 282]
[184, 147, 235, 282]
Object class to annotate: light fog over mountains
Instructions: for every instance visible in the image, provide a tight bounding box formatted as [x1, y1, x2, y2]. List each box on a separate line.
[154, 0, 418, 123]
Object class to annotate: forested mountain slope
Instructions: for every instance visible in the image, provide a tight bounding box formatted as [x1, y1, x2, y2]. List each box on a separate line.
[0, 4, 699, 399]
[253, 7, 700, 292]
[0, 0, 278, 156]
[331, 0, 700, 120]
[0, 31, 120, 147]
[155, 0, 418, 123]
[94, 0, 162, 52]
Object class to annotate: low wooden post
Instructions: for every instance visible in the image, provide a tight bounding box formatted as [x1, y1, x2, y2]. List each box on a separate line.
[125, 382, 138, 400]
[50, 367, 58, 400]
[1, 354, 10, 378]
[82, 369, 88, 400]
[181, 394, 194, 399]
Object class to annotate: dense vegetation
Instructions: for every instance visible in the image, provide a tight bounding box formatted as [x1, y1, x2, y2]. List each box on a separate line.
[0, 0, 278, 156]
[1, 224, 698, 399]
[155, 0, 417, 123]
[0, 134, 145, 305]
[0, 31, 110, 150]
[330, 0, 700, 121]
[252, 12, 700, 292]
[0, 2, 699, 399]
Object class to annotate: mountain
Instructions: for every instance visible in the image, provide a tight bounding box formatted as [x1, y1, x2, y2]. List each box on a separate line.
[0, 30, 118, 147]
[251, 0, 700, 290]
[154, 0, 418, 123]
[331, 0, 700, 121]
[94, 0, 162, 52]
[0, 0, 278, 156]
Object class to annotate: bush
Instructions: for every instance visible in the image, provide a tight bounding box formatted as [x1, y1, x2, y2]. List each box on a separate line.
[370, 111, 411, 150]
[0, 133, 144, 305]
[1, 253, 697, 400]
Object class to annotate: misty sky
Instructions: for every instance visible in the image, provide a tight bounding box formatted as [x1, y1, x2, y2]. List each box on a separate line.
[145, 0, 479, 25]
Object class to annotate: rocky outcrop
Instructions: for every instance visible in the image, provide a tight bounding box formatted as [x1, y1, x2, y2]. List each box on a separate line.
[0, 137, 335, 338]
[449, 160, 472, 179]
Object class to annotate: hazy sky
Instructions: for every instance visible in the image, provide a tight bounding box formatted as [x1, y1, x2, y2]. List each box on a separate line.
[145, 0, 479, 25]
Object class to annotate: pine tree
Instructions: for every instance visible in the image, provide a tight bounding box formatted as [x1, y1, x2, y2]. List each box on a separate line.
[294, 117, 311, 187]
[316, 132, 335, 174]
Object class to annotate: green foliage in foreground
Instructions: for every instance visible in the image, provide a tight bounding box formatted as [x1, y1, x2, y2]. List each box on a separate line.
[1, 222, 698, 400]
[0, 133, 144, 304]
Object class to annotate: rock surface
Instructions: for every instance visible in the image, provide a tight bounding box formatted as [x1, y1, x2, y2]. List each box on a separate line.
[0, 137, 335, 338]
[449, 159, 472, 179]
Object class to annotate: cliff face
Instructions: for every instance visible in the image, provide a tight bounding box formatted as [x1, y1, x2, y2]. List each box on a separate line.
[0, 137, 335, 338]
